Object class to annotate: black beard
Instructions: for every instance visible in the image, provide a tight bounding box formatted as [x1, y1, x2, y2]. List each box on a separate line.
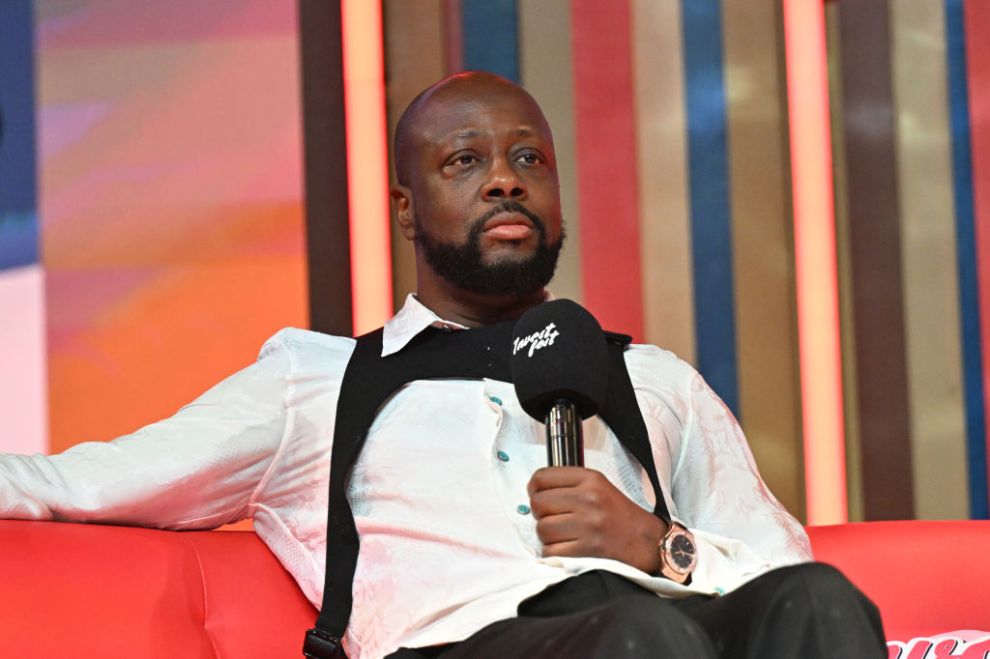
[414, 201, 564, 297]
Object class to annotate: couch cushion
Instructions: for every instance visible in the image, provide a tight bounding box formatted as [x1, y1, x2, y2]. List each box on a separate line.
[807, 520, 990, 641]
[6, 519, 989, 654]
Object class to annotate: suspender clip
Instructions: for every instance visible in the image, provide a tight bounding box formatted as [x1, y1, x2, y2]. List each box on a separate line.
[303, 627, 344, 658]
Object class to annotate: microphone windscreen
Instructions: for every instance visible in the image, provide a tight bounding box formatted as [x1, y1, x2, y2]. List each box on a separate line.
[510, 299, 609, 421]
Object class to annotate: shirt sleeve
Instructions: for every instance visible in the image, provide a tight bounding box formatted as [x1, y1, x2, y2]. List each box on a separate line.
[669, 367, 813, 594]
[0, 332, 294, 530]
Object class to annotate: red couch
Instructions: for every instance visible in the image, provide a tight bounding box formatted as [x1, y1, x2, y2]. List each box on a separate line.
[1, 519, 988, 657]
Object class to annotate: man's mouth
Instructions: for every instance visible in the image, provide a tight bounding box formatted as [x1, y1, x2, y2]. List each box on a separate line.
[482, 212, 535, 240]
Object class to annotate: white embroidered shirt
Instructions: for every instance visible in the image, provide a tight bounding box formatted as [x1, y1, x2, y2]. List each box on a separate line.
[0, 294, 812, 659]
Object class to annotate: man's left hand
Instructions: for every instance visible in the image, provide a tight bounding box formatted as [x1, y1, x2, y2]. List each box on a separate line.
[527, 467, 666, 574]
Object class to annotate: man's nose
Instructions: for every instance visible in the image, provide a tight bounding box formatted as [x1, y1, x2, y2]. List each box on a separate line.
[482, 157, 527, 201]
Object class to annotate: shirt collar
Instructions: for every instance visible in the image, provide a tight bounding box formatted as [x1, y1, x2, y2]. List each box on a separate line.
[381, 294, 471, 357]
[381, 291, 553, 357]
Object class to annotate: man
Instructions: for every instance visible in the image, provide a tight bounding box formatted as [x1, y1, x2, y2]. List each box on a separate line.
[0, 72, 884, 658]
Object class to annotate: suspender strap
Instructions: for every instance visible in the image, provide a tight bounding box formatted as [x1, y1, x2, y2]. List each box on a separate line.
[602, 334, 669, 520]
[304, 324, 670, 657]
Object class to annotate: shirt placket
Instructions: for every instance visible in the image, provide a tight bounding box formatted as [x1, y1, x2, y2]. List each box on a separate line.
[484, 380, 542, 554]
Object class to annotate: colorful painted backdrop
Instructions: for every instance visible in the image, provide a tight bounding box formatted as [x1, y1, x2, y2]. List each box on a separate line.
[0, 0, 307, 458]
[2, 0, 989, 526]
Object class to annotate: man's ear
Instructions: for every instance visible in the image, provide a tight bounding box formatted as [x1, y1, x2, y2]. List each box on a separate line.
[391, 185, 416, 241]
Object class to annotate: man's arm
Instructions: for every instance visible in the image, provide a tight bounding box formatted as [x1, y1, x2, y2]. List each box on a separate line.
[526, 347, 811, 590]
[666, 366, 812, 590]
[0, 332, 295, 530]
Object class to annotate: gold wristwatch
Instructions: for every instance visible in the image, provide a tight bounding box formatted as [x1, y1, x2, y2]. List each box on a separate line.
[658, 521, 697, 584]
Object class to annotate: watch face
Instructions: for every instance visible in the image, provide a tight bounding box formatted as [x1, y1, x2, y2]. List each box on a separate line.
[669, 533, 696, 571]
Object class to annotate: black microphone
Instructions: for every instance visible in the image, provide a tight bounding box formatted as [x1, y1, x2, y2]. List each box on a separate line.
[510, 299, 609, 467]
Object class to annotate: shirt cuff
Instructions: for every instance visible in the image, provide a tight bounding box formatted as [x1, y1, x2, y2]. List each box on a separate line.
[687, 527, 780, 596]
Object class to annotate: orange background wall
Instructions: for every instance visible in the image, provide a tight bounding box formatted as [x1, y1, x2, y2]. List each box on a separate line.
[34, 0, 308, 453]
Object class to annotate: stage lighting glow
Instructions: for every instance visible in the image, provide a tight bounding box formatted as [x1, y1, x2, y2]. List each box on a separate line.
[783, 0, 848, 525]
[341, 0, 393, 334]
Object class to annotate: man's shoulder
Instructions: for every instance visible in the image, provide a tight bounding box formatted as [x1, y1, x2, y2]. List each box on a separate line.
[623, 342, 701, 389]
[259, 327, 357, 366]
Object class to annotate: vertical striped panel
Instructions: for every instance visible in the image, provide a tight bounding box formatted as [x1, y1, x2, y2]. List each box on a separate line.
[441, 0, 463, 73]
[0, 268, 47, 455]
[945, 0, 989, 519]
[784, 0, 847, 524]
[825, 2, 863, 521]
[0, 0, 47, 455]
[0, 0, 38, 271]
[891, 2, 969, 519]
[723, 0, 804, 518]
[459, 0, 518, 82]
[631, 0, 696, 364]
[966, 0, 990, 517]
[300, 0, 353, 336]
[383, 0, 446, 309]
[680, 1, 739, 416]
[835, 1, 914, 520]
[570, 0, 643, 339]
[518, 0, 582, 304]
[341, 0, 392, 334]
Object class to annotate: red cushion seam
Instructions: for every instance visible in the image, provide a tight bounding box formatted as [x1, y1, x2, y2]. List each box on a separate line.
[187, 535, 222, 658]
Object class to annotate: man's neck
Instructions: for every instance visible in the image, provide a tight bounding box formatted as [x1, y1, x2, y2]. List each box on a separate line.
[414, 276, 546, 328]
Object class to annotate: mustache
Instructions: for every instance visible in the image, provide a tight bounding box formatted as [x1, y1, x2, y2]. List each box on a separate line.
[468, 201, 547, 240]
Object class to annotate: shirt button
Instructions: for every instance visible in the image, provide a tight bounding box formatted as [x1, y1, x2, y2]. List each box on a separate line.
[488, 396, 503, 406]
[516, 504, 531, 515]
[496, 450, 510, 462]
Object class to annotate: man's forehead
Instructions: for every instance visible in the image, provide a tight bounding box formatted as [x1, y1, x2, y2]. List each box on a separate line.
[410, 91, 551, 143]
[392, 72, 555, 183]
[442, 127, 541, 142]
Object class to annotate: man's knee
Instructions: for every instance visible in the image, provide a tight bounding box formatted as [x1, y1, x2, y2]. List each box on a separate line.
[769, 563, 866, 600]
[761, 562, 883, 629]
[707, 563, 888, 657]
[582, 596, 717, 657]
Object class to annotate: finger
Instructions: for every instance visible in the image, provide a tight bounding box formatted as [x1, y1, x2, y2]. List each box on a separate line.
[527, 466, 592, 497]
[534, 512, 582, 546]
[529, 488, 589, 518]
[540, 539, 588, 559]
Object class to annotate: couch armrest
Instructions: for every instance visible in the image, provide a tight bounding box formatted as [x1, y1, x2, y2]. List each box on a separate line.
[808, 520, 990, 640]
[0, 520, 316, 658]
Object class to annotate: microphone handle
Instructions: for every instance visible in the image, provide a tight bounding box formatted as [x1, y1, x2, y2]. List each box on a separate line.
[545, 400, 584, 467]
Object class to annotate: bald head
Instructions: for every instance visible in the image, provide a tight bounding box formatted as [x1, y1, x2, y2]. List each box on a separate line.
[393, 72, 553, 186]
[387, 71, 564, 315]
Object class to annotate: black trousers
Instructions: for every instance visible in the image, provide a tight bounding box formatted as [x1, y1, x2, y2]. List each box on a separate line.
[386, 563, 886, 659]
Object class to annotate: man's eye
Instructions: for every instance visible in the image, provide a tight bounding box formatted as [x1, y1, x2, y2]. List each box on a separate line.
[518, 152, 543, 165]
[451, 154, 476, 166]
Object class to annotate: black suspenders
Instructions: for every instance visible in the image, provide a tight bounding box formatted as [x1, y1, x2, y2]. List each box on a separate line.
[303, 324, 671, 658]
